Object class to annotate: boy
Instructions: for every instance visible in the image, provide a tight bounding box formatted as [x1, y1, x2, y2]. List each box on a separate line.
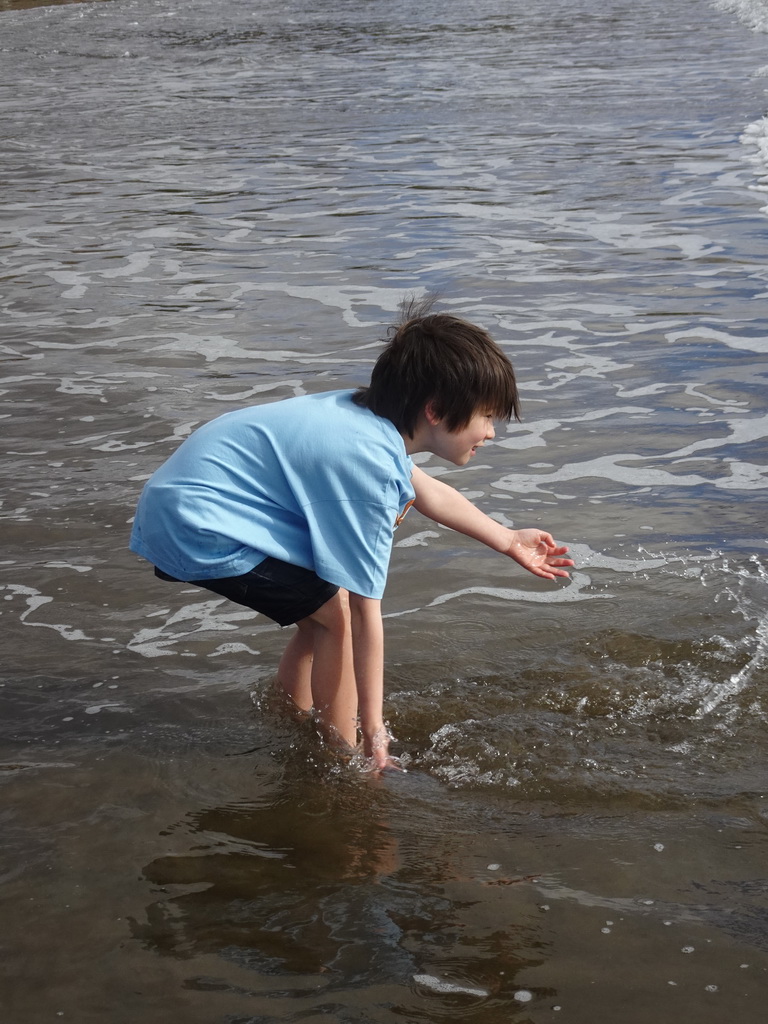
[130, 306, 572, 770]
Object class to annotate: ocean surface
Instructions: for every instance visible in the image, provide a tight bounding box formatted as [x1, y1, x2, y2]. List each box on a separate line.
[1, 0, 767, 1021]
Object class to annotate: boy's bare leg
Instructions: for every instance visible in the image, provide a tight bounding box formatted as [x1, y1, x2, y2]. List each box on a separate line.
[277, 625, 315, 712]
[276, 590, 358, 750]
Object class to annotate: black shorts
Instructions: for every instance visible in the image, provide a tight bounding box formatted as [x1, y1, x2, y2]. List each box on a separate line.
[154, 557, 339, 627]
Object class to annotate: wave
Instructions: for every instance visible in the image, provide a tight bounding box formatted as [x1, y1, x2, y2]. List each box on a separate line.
[741, 115, 768, 214]
[714, 0, 768, 33]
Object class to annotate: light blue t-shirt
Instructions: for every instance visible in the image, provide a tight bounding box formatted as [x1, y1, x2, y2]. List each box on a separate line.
[129, 390, 415, 600]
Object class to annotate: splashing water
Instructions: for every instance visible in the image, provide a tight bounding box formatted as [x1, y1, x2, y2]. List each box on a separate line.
[404, 552, 768, 802]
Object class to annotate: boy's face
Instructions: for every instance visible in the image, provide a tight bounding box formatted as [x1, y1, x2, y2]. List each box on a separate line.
[429, 409, 496, 466]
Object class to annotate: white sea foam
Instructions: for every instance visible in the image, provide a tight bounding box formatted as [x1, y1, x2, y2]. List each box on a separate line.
[425, 572, 605, 609]
[666, 325, 768, 355]
[250, 282, 424, 327]
[586, 218, 721, 260]
[497, 407, 655, 454]
[126, 598, 258, 658]
[493, 455, 709, 496]
[413, 974, 489, 997]
[84, 703, 127, 715]
[205, 380, 307, 403]
[209, 642, 261, 657]
[43, 563, 92, 573]
[564, 545, 667, 573]
[741, 115, 768, 214]
[665, 411, 768, 458]
[2, 584, 94, 642]
[45, 270, 90, 299]
[394, 530, 441, 549]
[715, 0, 768, 33]
[494, 410, 768, 494]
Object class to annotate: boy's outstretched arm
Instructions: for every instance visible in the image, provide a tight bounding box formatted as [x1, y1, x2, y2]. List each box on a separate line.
[410, 466, 573, 580]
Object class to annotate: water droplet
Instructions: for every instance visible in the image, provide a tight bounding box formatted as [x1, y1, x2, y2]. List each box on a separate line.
[514, 990, 533, 1003]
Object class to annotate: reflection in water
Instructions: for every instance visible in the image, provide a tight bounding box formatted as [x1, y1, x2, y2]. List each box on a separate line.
[136, 783, 405, 976]
[133, 769, 553, 1018]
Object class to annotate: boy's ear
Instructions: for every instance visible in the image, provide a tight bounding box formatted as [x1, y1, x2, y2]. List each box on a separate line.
[423, 399, 442, 426]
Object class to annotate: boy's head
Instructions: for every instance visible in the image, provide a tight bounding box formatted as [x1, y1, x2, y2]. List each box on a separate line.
[353, 308, 520, 437]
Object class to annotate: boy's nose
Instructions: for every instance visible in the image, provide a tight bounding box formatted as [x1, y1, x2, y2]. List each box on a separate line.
[487, 422, 495, 440]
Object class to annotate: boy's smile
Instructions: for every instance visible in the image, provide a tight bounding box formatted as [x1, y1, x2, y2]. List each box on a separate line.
[442, 410, 495, 465]
[407, 406, 496, 466]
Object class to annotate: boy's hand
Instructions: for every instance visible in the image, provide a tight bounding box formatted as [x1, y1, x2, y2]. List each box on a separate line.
[363, 726, 406, 772]
[410, 469, 572, 581]
[505, 529, 573, 580]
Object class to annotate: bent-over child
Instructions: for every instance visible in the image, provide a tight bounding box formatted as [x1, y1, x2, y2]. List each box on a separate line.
[129, 304, 573, 769]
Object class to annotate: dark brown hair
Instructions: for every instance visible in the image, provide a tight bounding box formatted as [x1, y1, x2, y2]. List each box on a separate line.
[353, 300, 520, 437]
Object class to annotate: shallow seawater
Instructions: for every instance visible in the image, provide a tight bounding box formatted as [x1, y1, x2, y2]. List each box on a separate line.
[2, 0, 768, 1021]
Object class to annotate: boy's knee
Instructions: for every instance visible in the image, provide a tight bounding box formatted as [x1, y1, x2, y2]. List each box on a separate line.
[305, 589, 350, 635]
